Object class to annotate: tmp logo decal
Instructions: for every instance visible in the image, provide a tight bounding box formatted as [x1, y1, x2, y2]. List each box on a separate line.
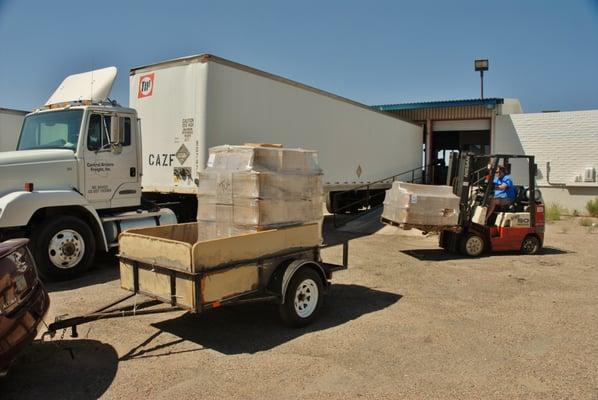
[138, 73, 155, 98]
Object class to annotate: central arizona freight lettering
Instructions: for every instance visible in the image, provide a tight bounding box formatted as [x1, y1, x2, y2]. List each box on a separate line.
[148, 153, 175, 166]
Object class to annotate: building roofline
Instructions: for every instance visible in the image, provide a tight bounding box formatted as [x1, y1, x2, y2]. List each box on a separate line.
[373, 98, 505, 111]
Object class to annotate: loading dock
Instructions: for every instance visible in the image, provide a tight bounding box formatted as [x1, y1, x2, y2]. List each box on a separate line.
[374, 98, 522, 183]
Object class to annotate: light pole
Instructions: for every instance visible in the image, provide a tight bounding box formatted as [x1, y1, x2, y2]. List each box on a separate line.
[474, 59, 489, 99]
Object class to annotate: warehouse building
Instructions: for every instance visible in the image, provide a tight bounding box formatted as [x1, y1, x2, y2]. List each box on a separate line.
[373, 98, 523, 183]
[495, 109, 598, 213]
[374, 99, 598, 214]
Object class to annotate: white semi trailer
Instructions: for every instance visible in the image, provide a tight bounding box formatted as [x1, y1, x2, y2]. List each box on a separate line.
[0, 54, 422, 281]
[130, 54, 423, 218]
[0, 108, 28, 152]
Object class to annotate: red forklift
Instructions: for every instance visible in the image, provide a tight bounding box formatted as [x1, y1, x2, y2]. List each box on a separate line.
[439, 153, 545, 257]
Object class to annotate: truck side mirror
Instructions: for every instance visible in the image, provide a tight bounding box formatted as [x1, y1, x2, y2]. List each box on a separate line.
[110, 116, 123, 154]
[111, 116, 122, 144]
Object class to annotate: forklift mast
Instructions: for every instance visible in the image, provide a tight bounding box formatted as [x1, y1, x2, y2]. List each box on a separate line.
[447, 152, 538, 227]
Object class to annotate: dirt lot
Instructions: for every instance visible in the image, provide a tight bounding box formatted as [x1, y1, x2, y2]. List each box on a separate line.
[2, 214, 597, 399]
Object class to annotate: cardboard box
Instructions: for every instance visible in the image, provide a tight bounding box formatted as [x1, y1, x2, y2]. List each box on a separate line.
[382, 182, 460, 227]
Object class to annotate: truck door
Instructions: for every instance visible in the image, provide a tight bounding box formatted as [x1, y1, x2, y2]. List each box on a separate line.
[84, 112, 140, 209]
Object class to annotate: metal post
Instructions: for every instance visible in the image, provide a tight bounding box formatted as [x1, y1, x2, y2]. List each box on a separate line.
[475, 59, 488, 100]
[425, 119, 433, 183]
[342, 241, 349, 268]
[480, 70, 484, 99]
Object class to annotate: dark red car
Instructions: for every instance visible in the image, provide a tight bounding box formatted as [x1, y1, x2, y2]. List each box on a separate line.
[0, 239, 49, 376]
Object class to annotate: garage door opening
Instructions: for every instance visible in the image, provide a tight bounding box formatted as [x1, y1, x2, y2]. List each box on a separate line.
[431, 130, 490, 184]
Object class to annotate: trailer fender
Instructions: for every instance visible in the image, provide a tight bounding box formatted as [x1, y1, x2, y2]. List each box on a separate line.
[0, 190, 108, 251]
[279, 260, 328, 304]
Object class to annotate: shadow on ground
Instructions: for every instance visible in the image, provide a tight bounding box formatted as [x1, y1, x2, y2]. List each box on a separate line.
[402, 246, 571, 261]
[139, 284, 401, 356]
[322, 208, 384, 246]
[0, 339, 118, 400]
[44, 252, 120, 293]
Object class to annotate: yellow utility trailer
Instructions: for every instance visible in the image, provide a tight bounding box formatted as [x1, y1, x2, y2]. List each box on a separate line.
[47, 223, 347, 336]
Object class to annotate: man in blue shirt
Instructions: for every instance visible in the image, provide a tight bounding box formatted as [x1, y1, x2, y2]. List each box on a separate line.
[486, 165, 516, 222]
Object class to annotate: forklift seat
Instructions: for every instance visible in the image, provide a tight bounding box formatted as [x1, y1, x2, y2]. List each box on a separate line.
[496, 185, 526, 213]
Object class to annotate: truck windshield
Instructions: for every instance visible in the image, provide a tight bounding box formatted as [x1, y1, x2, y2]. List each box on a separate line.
[17, 109, 84, 151]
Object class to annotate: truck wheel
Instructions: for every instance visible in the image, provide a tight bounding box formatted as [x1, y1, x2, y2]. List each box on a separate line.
[31, 216, 96, 281]
[279, 268, 324, 328]
[460, 233, 485, 257]
[520, 235, 541, 255]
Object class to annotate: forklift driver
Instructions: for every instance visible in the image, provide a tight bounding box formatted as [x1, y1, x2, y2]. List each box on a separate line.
[486, 165, 516, 222]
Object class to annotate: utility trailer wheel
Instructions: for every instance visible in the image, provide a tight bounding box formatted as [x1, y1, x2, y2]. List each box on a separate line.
[31, 216, 96, 281]
[459, 233, 485, 257]
[520, 235, 541, 255]
[279, 268, 324, 328]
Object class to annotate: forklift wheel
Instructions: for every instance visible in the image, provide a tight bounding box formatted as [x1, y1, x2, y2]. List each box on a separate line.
[460, 233, 485, 257]
[520, 235, 541, 255]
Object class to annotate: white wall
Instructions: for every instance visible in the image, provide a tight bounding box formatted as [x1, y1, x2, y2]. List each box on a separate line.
[495, 110, 598, 213]
[498, 98, 523, 115]
[433, 119, 490, 131]
[0, 110, 26, 151]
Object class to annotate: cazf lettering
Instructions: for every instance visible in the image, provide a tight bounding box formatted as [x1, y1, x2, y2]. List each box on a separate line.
[148, 153, 175, 166]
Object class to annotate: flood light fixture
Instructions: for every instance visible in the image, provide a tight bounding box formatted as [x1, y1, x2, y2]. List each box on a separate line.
[474, 59, 489, 99]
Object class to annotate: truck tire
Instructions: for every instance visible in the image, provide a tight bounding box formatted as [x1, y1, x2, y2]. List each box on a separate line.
[459, 233, 485, 257]
[520, 235, 541, 255]
[278, 268, 324, 328]
[31, 216, 96, 281]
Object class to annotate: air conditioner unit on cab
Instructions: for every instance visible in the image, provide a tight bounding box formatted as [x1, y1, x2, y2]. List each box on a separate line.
[584, 167, 596, 182]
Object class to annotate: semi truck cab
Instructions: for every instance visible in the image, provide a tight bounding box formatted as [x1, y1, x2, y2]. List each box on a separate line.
[0, 67, 175, 280]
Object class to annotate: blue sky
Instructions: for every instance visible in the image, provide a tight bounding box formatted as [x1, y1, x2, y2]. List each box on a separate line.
[1, 0, 597, 112]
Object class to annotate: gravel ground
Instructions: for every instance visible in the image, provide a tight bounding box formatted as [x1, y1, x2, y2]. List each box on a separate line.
[1, 214, 597, 399]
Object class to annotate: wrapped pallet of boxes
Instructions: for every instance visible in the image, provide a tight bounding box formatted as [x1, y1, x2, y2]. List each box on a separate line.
[197, 144, 323, 240]
[381, 182, 460, 229]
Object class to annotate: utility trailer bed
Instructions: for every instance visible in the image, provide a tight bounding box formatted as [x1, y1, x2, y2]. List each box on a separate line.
[118, 222, 325, 310]
[46, 223, 347, 335]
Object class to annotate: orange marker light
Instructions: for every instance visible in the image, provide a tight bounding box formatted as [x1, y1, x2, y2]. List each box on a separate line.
[24, 182, 34, 192]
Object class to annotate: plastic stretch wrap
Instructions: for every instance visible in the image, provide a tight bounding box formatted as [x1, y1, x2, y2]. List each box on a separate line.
[207, 144, 321, 174]
[197, 145, 323, 240]
[198, 171, 323, 204]
[197, 171, 234, 204]
[232, 172, 323, 200]
[198, 197, 322, 226]
[196, 221, 255, 241]
[232, 197, 323, 227]
[382, 182, 460, 227]
[196, 201, 233, 222]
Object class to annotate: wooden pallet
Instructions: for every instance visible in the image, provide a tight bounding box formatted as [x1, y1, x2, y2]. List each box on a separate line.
[380, 217, 461, 233]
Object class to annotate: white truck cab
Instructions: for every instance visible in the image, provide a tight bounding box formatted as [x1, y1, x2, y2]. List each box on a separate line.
[0, 67, 175, 280]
